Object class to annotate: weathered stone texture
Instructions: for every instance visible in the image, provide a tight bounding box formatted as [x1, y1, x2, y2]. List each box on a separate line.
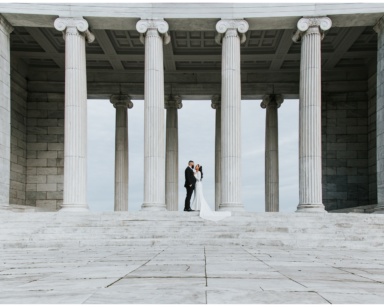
[322, 91, 369, 211]
[368, 73, 378, 205]
[9, 59, 28, 206]
[26, 93, 64, 211]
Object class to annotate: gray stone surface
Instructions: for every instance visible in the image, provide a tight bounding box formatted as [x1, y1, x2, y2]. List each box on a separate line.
[374, 17, 384, 213]
[322, 91, 370, 211]
[25, 93, 64, 211]
[1, 211, 384, 304]
[8, 58, 27, 206]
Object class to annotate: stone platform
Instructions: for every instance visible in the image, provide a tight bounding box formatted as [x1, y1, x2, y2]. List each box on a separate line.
[1, 211, 384, 304]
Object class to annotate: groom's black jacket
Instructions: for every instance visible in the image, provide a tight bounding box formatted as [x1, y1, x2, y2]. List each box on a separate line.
[184, 167, 197, 188]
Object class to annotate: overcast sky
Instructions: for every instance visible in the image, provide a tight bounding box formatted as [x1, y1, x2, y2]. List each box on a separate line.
[87, 99, 299, 212]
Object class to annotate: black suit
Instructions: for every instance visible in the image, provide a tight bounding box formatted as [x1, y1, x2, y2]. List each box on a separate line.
[184, 167, 196, 210]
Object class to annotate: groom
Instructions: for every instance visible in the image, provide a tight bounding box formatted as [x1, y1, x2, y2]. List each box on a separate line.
[184, 160, 196, 212]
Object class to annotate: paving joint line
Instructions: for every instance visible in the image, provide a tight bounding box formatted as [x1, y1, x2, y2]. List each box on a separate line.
[335, 266, 384, 284]
[241, 246, 309, 289]
[105, 247, 168, 288]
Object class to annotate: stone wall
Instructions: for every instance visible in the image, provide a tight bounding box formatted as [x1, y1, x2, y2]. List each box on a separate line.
[368, 73, 377, 205]
[25, 93, 64, 211]
[9, 58, 28, 205]
[322, 90, 369, 211]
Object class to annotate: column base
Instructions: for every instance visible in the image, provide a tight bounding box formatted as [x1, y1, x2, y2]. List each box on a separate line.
[219, 203, 244, 212]
[59, 204, 90, 212]
[296, 203, 326, 213]
[141, 203, 167, 211]
[373, 203, 384, 214]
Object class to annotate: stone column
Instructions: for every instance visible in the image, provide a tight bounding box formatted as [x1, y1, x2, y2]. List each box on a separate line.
[211, 95, 221, 211]
[0, 15, 13, 206]
[374, 17, 384, 213]
[216, 19, 249, 212]
[261, 94, 284, 212]
[136, 19, 170, 211]
[54, 18, 94, 212]
[292, 17, 332, 212]
[165, 95, 182, 211]
[110, 95, 133, 211]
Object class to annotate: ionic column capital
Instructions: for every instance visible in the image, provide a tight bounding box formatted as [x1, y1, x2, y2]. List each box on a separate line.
[54, 17, 95, 43]
[110, 94, 133, 109]
[0, 14, 13, 34]
[292, 17, 332, 43]
[215, 19, 249, 45]
[164, 95, 182, 109]
[136, 19, 171, 45]
[260, 94, 284, 109]
[374, 16, 384, 34]
[211, 95, 221, 109]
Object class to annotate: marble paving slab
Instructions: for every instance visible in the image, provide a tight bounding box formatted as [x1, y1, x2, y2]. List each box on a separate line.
[206, 289, 329, 304]
[318, 291, 384, 304]
[84, 288, 207, 304]
[0, 291, 94, 304]
[2, 244, 384, 303]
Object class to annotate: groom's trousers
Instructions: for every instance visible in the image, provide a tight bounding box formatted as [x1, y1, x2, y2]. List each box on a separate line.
[184, 186, 194, 210]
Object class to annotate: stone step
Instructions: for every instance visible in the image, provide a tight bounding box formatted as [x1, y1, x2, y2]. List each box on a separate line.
[2, 237, 382, 250]
[1, 211, 384, 250]
[1, 231, 384, 243]
[1, 227, 383, 237]
[2, 211, 383, 221]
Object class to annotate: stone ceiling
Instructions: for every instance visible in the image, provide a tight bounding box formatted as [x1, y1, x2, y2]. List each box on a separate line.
[11, 25, 377, 75]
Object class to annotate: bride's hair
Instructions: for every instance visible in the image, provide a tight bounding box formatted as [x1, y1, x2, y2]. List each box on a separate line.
[199, 165, 203, 180]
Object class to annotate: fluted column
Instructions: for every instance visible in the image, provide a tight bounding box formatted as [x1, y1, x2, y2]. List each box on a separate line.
[211, 95, 221, 211]
[110, 95, 133, 211]
[261, 94, 284, 212]
[0, 15, 13, 206]
[216, 19, 249, 212]
[293, 17, 332, 212]
[374, 17, 384, 213]
[54, 18, 94, 212]
[137, 19, 170, 211]
[165, 95, 182, 211]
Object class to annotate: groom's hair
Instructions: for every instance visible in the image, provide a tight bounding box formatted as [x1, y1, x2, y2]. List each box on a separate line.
[188, 160, 194, 164]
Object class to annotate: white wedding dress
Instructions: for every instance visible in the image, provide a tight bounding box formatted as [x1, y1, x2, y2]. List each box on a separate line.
[190, 171, 231, 222]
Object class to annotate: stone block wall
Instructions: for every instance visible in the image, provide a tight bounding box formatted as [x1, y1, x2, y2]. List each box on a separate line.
[322, 91, 369, 211]
[9, 59, 28, 205]
[25, 93, 64, 211]
[368, 73, 377, 205]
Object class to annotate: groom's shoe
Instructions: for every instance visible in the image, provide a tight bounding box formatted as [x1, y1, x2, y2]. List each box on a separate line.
[184, 208, 194, 212]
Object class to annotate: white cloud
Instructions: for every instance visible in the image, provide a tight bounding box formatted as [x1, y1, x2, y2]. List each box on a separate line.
[87, 98, 299, 213]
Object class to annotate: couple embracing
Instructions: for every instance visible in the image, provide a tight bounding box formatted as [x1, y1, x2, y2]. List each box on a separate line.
[184, 160, 231, 222]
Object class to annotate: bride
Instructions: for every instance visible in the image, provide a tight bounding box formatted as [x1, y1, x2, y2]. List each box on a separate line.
[190, 164, 231, 222]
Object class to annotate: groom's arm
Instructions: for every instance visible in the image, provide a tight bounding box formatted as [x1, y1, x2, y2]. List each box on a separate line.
[188, 169, 196, 185]
[186, 169, 196, 186]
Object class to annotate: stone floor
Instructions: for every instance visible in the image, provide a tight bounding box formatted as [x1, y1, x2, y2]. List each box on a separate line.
[1, 244, 384, 304]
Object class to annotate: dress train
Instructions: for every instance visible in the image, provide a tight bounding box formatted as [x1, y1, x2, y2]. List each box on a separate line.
[190, 171, 231, 222]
